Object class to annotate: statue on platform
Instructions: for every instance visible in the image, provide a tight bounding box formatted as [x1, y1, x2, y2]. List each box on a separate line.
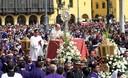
[50, 24, 63, 40]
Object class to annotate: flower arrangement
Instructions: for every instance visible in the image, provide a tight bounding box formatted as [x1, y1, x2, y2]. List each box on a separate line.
[107, 54, 128, 73]
[99, 39, 128, 77]
[57, 31, 81, 62]
[107, 39, 128, 73]
[98, 24, 128, 77]
[99, 71, 110, 78]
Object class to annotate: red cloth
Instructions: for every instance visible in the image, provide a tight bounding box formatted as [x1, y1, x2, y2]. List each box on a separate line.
[73, 38, 89, 60]
[47, 38, 89, 60]
[47, 40, 60, 59]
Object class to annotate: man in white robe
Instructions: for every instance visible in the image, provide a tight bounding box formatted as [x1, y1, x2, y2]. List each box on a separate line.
[30, 29, 44, 61]
[50, 24, 63, 40]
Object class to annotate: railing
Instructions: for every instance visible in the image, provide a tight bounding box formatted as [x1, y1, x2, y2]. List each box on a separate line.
[0, 0, 54, 14]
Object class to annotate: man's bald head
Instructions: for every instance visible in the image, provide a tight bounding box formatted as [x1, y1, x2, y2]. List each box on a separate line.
[55, 24, 61, 31]
[49, 64, 57, 73]
[55, 24, 60, 28]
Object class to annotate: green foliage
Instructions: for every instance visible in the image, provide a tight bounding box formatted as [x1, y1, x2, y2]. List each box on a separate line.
[63, 30, 68, 47]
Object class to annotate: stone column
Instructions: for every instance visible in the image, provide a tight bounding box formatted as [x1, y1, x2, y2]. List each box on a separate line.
[37, 16, 41, 25]
[1, 17, 5, 26]
[119, 0, 125, 33]
[14, 17, 18, 25]
[26, 16, 29, 25]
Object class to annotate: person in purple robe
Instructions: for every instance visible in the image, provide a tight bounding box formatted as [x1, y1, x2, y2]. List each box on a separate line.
[2, 32, 7, 39]
[0, 61, 3, 71]
[89, 64, 100, 78]
[26, 56, 35, 71]
[29, 61, 46, 78]
[3, 40, 13, 50]
[1, 53, 7, 63]
[0, 41, 4, 50]
[57, 67, 65, 77]
[17, 62, 30, 78]
[2, 55, 15, 73]
[44, 64, 65, 78]
[63, 62, 72, 78]
[43, 58, 51, 75]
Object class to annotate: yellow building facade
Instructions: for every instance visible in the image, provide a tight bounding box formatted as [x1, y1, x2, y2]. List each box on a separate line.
[92, 0, 128, 21]
[49, 0, 92, 24]
[0, 0, 92, 26]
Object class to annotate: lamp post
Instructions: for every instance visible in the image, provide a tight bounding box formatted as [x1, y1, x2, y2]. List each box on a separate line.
[56, 0, 65, 15]
[56, 0, 60, 15]
[56, 0, 65, 24]
[106, 0, 110, 27]
[119, 0, 125, 33]
[44, 0, 49, 31]
[77, 0, 80, 23]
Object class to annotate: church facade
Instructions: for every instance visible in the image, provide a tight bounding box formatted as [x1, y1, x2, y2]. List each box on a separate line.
[92, 0, 128, 22]
[0, 0, 92, 25]
[0, 0, 54, 25]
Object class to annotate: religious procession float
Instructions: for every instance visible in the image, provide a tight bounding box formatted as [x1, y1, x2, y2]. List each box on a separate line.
[56, 8, 128, 78]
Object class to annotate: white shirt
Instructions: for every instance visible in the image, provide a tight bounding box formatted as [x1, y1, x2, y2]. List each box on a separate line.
[50, 28, 63, 40]
[1, 73, 23, 78]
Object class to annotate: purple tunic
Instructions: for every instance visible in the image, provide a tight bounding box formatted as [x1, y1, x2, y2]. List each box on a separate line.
[26, 62, 35, 71]
[44, 73, 65, 78]
[0, 62, 3, 70]
[17, 70, 30, 78]
[89, 72, 99, 78]
[29, 67, 46, 78]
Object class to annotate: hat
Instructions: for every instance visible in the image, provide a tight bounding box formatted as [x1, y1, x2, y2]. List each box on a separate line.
[73, 59, 81, 65]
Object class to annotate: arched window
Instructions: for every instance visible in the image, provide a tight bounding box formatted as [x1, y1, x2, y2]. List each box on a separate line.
[29, 15, 37, 25]
[18, 15, 26, 25]
[5, 16, 14, 25]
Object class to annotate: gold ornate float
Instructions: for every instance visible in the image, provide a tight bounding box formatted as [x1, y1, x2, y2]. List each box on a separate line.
[98, 38, 115, 58]
[21, 36, 30, 53]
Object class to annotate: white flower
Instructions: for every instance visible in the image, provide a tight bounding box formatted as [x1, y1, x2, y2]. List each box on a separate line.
[69, 41, 74, 46]
[108, 61, 112, 64]
[117, 65, 121, 69]
[67, 56, 72, 60]
[57, 38, 81, 62]
[113, 58, 116, 61]
[110, 57, 113, 60]
[66, 52, 70, 56]
[106, 54, 109, 57]
[62, 58, 66, 62]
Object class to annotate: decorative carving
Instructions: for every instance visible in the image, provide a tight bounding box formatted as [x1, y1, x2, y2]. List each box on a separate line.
[61, 9, 71, 22]
[98, 38, 115, 58]
[100, 64, 109, 72]
[61, 9, 71, 32]
[21, 36, 30, 53]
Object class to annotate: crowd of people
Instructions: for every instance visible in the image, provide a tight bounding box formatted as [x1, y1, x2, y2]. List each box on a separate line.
[0, 19, 127, 78]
